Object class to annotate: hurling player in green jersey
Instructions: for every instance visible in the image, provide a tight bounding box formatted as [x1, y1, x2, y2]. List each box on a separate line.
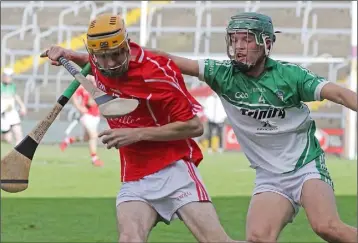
[1, 68, 27, 145]
[150, 12, 357, 243]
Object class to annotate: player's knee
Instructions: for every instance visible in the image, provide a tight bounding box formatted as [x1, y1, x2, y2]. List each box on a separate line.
[311, 218, 341, 239]
[118, 226, 147, 243]
[246, 228, 277, 243]
[118, 232, 144, 243]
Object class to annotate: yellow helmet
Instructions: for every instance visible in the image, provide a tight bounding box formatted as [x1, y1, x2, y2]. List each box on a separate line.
[86, 13, 130, 77]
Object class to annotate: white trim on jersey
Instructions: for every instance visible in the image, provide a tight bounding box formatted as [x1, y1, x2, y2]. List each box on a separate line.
[145, 57, 200, 162]
[165, 59, 180, 86]
[145, 57, 202, 114]
[138, 46, 145, 63]
[185, 139, 194, 162]
[314, 81, 330, 101]
[198, 59, 206, 82]
[122, 156, 128, 182]
[146, 93, 160, 126]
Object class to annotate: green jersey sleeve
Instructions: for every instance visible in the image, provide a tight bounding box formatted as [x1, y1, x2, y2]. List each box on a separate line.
[296, 66, 330, 102]
[198, 59, 231, 94]
[1, 83, 16, 96]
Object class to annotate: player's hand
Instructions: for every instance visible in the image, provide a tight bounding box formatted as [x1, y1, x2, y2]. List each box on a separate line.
[20, 107, 27, 116]
[99, 128, 142, 149]
[40, 46, 72, 66]
[86, 97, 96, 107]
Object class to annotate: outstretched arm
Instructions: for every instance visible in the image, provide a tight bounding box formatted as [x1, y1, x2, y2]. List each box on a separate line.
[320, 82, 357, 111]
[146, 48, 201, 78]
[14, 94, 27, 115]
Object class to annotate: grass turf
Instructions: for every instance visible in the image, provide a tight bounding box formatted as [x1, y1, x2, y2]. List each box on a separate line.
[1, 142, 356, 242]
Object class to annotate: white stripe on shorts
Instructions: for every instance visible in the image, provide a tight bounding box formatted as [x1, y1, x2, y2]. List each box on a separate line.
[184, 160, 209, 201]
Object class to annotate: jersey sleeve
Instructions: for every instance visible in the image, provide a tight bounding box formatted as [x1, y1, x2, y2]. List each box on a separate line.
[143, 55, 201, 122]
[164, 91, 197, 122]
[296, 66, 330, 102]
[198, 59, 229, 94]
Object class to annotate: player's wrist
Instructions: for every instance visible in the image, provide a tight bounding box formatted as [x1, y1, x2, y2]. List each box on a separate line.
[135, 127, 148, 142]
[68, 50, 89, 67]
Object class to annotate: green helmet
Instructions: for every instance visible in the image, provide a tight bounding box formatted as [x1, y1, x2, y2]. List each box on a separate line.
[226, 12, 277, 72]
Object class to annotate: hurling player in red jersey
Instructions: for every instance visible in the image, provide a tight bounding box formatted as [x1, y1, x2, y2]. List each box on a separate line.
[59, 74, 103, 167]
[42, 13, 244, 243]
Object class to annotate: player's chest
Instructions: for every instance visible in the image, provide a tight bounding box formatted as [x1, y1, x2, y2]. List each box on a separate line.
[95, 78, 165, 128]
[105, 99, 165, 128]
[222, 72, 296, 107]
[1, 87, 15, 96]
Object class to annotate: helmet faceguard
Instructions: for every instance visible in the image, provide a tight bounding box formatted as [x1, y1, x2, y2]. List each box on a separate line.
[86, 14, 130, 77]
[225, 12, 277, 72]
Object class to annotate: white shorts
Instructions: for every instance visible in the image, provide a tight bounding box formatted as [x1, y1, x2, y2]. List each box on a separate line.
[253, 153, 334, 222]
[80, 114, 100, 132]
[1, 109, 21, 133]
[116, 160, 211, 224]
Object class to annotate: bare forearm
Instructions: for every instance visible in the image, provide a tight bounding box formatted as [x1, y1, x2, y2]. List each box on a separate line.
[68, 51, 90, 68]
[146, 48, 170, 58]
[138, 120, 203, 142]
[15, 95, 25, 109]
[340, 90, 357, 111]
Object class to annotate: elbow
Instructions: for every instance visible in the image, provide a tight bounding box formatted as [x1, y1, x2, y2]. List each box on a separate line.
[335, 92, 346, 106]
[190, 121, 204, 138]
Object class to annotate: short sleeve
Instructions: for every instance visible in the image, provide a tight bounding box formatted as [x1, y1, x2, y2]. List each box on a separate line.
[165, 92, 196, 122]
[198, 59, 230, 94]
[143, 54, 201, 122]
[297, 66, 330, 102]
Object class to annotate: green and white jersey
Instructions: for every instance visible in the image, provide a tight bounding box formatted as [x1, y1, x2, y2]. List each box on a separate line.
[1, 82, 17, 113]
[198, 58, 329, 173]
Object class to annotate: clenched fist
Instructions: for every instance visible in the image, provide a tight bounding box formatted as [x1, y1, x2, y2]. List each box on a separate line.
[99, 128, 143, 149]
[40, 46, 72, 66]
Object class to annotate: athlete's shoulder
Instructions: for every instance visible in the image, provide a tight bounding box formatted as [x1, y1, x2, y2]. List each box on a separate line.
[129, 41, 174, 75]
[129, 41, 171, 66]
[205, 58, 232, 66]
[200, 58, 233, 80]
[273, 59, 309, 75]
[203, 59, 232, 70]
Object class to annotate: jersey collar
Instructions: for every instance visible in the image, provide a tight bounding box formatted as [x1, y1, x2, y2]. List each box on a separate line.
[129, 42, 145, 63]
[264, 57, 276, 70]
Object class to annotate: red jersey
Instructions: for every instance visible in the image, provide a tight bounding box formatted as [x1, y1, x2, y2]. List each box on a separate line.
[74, 86, 100, 117]
[89, 42, 203, 182]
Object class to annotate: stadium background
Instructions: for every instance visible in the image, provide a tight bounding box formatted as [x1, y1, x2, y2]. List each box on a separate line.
[1, 1, 357, 242]
[1, 1, 356, 157]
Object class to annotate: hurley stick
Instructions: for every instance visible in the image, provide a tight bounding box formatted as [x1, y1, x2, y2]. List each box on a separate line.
[0, 63, 91, 193]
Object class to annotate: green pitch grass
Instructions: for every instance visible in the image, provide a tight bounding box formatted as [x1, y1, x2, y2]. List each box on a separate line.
[1, 142, 356, 242]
